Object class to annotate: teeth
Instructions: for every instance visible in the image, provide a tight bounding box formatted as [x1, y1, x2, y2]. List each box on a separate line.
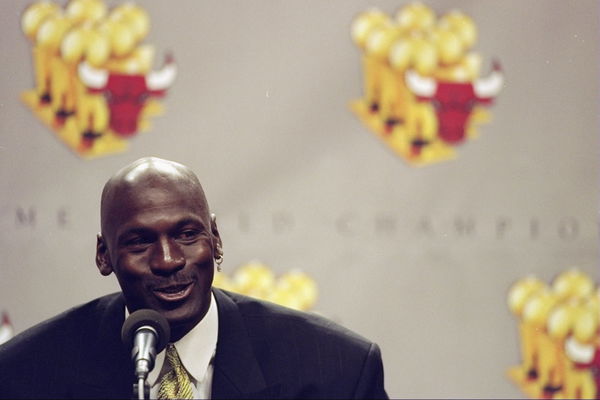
[158, 285, 186, 293]
[153, 282, 193, 301]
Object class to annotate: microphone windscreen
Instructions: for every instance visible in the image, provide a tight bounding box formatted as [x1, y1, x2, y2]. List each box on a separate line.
[121, 309, 170, 352]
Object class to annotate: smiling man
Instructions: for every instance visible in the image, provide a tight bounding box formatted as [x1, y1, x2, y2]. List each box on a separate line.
[0, 157, 388, 399]
[97, 157, 220, 343]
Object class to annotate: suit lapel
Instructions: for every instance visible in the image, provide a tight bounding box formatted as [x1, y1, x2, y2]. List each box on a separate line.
[69, 290, 279, 398]
[211, 289, 280, 399]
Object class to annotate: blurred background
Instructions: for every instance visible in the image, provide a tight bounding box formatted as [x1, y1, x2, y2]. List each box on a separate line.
[0, 1, 597, 398]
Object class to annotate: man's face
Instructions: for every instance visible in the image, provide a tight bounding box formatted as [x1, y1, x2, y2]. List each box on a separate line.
[97, 181, 219, 339]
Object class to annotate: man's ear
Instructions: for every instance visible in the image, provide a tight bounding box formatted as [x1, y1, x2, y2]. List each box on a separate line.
[210, 213, 223, 253]
[96, 234, 114, 276]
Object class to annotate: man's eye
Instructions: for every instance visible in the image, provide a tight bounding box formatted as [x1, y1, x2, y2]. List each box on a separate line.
[177, 230, 200, 242]
[124, 237, 151, 251]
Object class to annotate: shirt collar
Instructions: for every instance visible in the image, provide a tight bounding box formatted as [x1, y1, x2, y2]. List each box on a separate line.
[146, 292, 219, 385]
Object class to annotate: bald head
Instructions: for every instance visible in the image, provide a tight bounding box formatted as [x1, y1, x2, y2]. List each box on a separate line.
[100, 157, 209, 236]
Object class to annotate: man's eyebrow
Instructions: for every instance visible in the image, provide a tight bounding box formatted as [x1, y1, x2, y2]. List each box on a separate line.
[117, 227, 153, 242]
[173, 217, 207, 230]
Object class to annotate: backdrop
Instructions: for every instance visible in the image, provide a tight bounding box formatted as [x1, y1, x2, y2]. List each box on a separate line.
[0, 1, 598, 398]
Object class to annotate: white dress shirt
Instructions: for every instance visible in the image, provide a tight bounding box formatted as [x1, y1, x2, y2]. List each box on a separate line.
[145, 293, 219, 399]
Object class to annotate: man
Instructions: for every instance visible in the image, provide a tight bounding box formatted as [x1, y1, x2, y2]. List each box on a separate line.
[0, 157, 388, 399]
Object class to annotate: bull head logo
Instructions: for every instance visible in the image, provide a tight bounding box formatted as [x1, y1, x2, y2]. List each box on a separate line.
[405, 61, 503, 144]
[79, 54, 176, 136]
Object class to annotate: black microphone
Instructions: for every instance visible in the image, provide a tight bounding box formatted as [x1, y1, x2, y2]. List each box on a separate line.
[121, 309, 170, 381]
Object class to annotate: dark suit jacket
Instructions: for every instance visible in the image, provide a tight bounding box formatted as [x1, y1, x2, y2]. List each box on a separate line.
[0, 289, 387, 399]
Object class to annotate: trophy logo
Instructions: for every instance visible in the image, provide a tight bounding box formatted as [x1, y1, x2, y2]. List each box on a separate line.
[21, 0, 176, 159]
[507, 269, 600, 399]
[213, 260, 318, 312]
[350, 3, 503, 166]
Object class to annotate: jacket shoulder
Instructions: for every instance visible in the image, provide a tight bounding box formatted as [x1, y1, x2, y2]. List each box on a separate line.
[0, 293, 124, 398]
[214, 289, 387, 399]
[0, 293, 121, 358]
[221, 289, 372, 347]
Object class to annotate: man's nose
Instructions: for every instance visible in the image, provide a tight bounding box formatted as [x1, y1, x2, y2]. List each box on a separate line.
[150, 237, 185, 274]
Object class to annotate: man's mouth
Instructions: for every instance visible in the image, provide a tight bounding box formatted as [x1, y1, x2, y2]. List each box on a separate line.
[152, 282, 194, 302]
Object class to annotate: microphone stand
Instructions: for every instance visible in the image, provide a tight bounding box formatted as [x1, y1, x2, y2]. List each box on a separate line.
[132, 378, 150, 400]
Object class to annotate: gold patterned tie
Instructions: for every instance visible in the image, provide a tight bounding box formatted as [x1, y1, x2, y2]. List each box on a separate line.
[157, 344, 194, 399]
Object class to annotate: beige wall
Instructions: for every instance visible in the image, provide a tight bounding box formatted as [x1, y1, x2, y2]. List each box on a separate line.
[0, 1, 598, 398]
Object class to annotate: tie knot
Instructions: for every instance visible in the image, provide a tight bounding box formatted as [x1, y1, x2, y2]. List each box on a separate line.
[165, 344, 183, 369]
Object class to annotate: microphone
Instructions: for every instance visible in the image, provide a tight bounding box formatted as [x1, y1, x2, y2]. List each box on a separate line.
[121, 309, 171, 381]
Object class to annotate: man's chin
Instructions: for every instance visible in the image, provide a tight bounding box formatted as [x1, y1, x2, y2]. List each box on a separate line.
[160, 303, 208, 338]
